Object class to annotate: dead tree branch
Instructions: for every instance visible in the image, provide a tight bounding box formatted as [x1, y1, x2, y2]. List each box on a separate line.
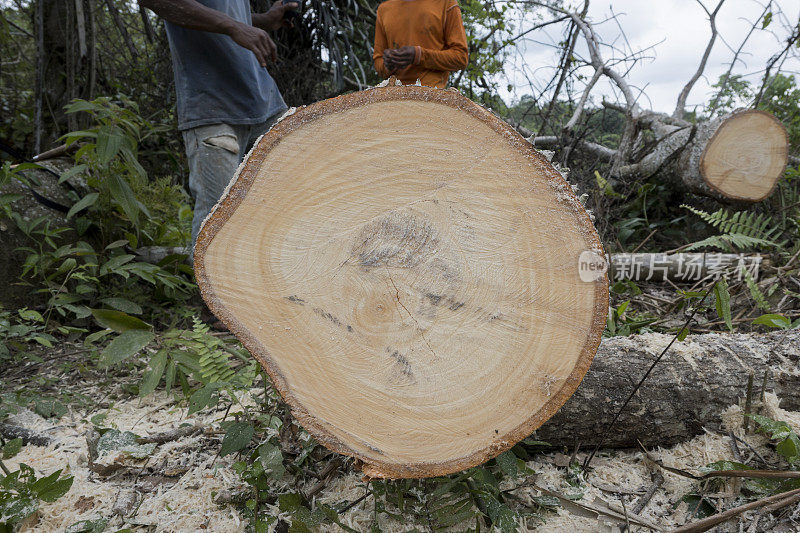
[673, 0, 727, 120]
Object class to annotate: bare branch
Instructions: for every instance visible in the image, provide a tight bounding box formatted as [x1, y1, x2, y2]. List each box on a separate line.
[565, 70, 601, 131]
[673, 0, 726, 119]
[753, 22, 800, 107]
[532, 136, 617, 161]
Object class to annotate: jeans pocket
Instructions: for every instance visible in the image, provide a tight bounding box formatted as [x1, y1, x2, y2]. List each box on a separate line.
[202, 133, 240, 155]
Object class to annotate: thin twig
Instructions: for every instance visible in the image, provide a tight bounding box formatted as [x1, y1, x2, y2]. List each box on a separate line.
[674, 0, 726, 119]
[633, 471, 664, 515]
[671, 487, 800, 533]
[583, 282, 714, 470]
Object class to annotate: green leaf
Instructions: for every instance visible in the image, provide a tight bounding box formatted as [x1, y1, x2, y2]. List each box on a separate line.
[96, 125, 125, 166]
[750, 414, 794, 440]
[714, 278, 732, 331]
[100, 254, 136, 276]
[187, 384, 216, 415]
[139, 350, 168, 396]
[680, 494, 716, 518]
[91, 309, 151, 332]
[96, 429, 156, 459]
[677, 326, 689, 341]
[471, 467, 498, 491]
[58, 164, 88, 184]
[164, 360, 177, 393]
[753, 313, 791, 330]
[776, 433, 800, 464]
[84, 329, 112, 345]
[482, 492, 517, 532]
[18, 308, 44, 322]
[762, 11, 772, 28]
[495, 451, 517, 478]
[67, 192, 99, 219]
[0, 493, 38, 524]
[65, 518, 108, 533]
[30, 469, 74, 502]
[100, 330, 155, 366]
[2, 438, 23, 459]
[100, 298, 142, 315]
[220, 422, 255, 457]
[258, 442, 286, 480]
[34, 398, 68, 419]
[107, 174, 140, 224]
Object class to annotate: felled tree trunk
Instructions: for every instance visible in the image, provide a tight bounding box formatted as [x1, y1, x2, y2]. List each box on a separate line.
[532, 329, 800, 448]
[534, 109, 788, 203]
[194, 84, 609, 479]
[0, 161, 78, 308]
[617, 110, 788, 203]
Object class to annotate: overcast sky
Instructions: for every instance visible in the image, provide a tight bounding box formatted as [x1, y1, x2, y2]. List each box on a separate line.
[501, 0, 800, 113]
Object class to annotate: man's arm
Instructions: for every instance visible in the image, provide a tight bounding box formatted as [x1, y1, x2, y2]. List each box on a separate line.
[415, 3, 468, 72]
[252, 1, 298, 32]
[372, 11, 391, 78]
[138, 0, 279, 66]
[382, 2, 468, 74]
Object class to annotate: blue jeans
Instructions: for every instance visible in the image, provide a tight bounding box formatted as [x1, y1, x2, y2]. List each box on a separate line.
[183, 114, 283, 247]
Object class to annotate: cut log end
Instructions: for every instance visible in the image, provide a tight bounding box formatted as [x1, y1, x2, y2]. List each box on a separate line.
[700, 109, 788, 202]
[195, 85, 608, 478]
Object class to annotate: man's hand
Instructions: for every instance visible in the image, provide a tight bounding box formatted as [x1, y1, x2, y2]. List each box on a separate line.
[228, 21, 278, 67]
[139, 0, 288, 67]
[252, 1, 299, 32]
[383, 46, 415, 73]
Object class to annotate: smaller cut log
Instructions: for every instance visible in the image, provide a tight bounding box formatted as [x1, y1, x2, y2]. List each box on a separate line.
[532, 329, 800, 448]
[700, 110, 788, 202]
[618, 109, 788, 203]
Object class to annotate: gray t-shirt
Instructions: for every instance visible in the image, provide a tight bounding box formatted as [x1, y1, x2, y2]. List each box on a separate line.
[165, 0, 287, 130]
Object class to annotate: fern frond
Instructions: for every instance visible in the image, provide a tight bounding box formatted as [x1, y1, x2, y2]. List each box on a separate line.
[683, 234, 778, 252]
[682, 205, 781, 250]
[199, 347, 235, 384]
[744, 270, 770, 311]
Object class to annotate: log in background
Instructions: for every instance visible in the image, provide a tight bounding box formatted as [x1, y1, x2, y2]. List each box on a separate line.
[533, 329, 800, 448]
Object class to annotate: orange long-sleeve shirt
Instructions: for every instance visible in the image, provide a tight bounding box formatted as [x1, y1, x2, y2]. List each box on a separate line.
[373, 0, 469, 88]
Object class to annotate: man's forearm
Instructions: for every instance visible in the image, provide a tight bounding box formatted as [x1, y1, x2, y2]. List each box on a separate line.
[251, 13, 275, 31]
[138, 0, 237, 35]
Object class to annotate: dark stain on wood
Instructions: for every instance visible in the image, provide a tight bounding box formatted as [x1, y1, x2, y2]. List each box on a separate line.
[312, 307, 354, 333]
[386, 347, 415, 382]
[352, 211, 440, 269]
[286, 295, 306, 304]
[424, 292, 464, 311]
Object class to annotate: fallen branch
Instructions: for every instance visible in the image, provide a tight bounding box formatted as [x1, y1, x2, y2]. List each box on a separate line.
[137, 424, 203, 444]
[632, 471, 664, 515]
[670, 487, 800, 533]
[530, 483, 664, 531]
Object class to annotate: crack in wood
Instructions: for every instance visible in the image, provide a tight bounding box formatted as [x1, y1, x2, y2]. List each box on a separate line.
[385, 267, 437, 359]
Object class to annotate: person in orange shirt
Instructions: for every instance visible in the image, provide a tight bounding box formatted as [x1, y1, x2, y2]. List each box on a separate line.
[373, 0, 469, 88]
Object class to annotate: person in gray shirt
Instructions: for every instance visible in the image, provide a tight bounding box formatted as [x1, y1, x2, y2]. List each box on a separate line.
[139, 0, 297, 246]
